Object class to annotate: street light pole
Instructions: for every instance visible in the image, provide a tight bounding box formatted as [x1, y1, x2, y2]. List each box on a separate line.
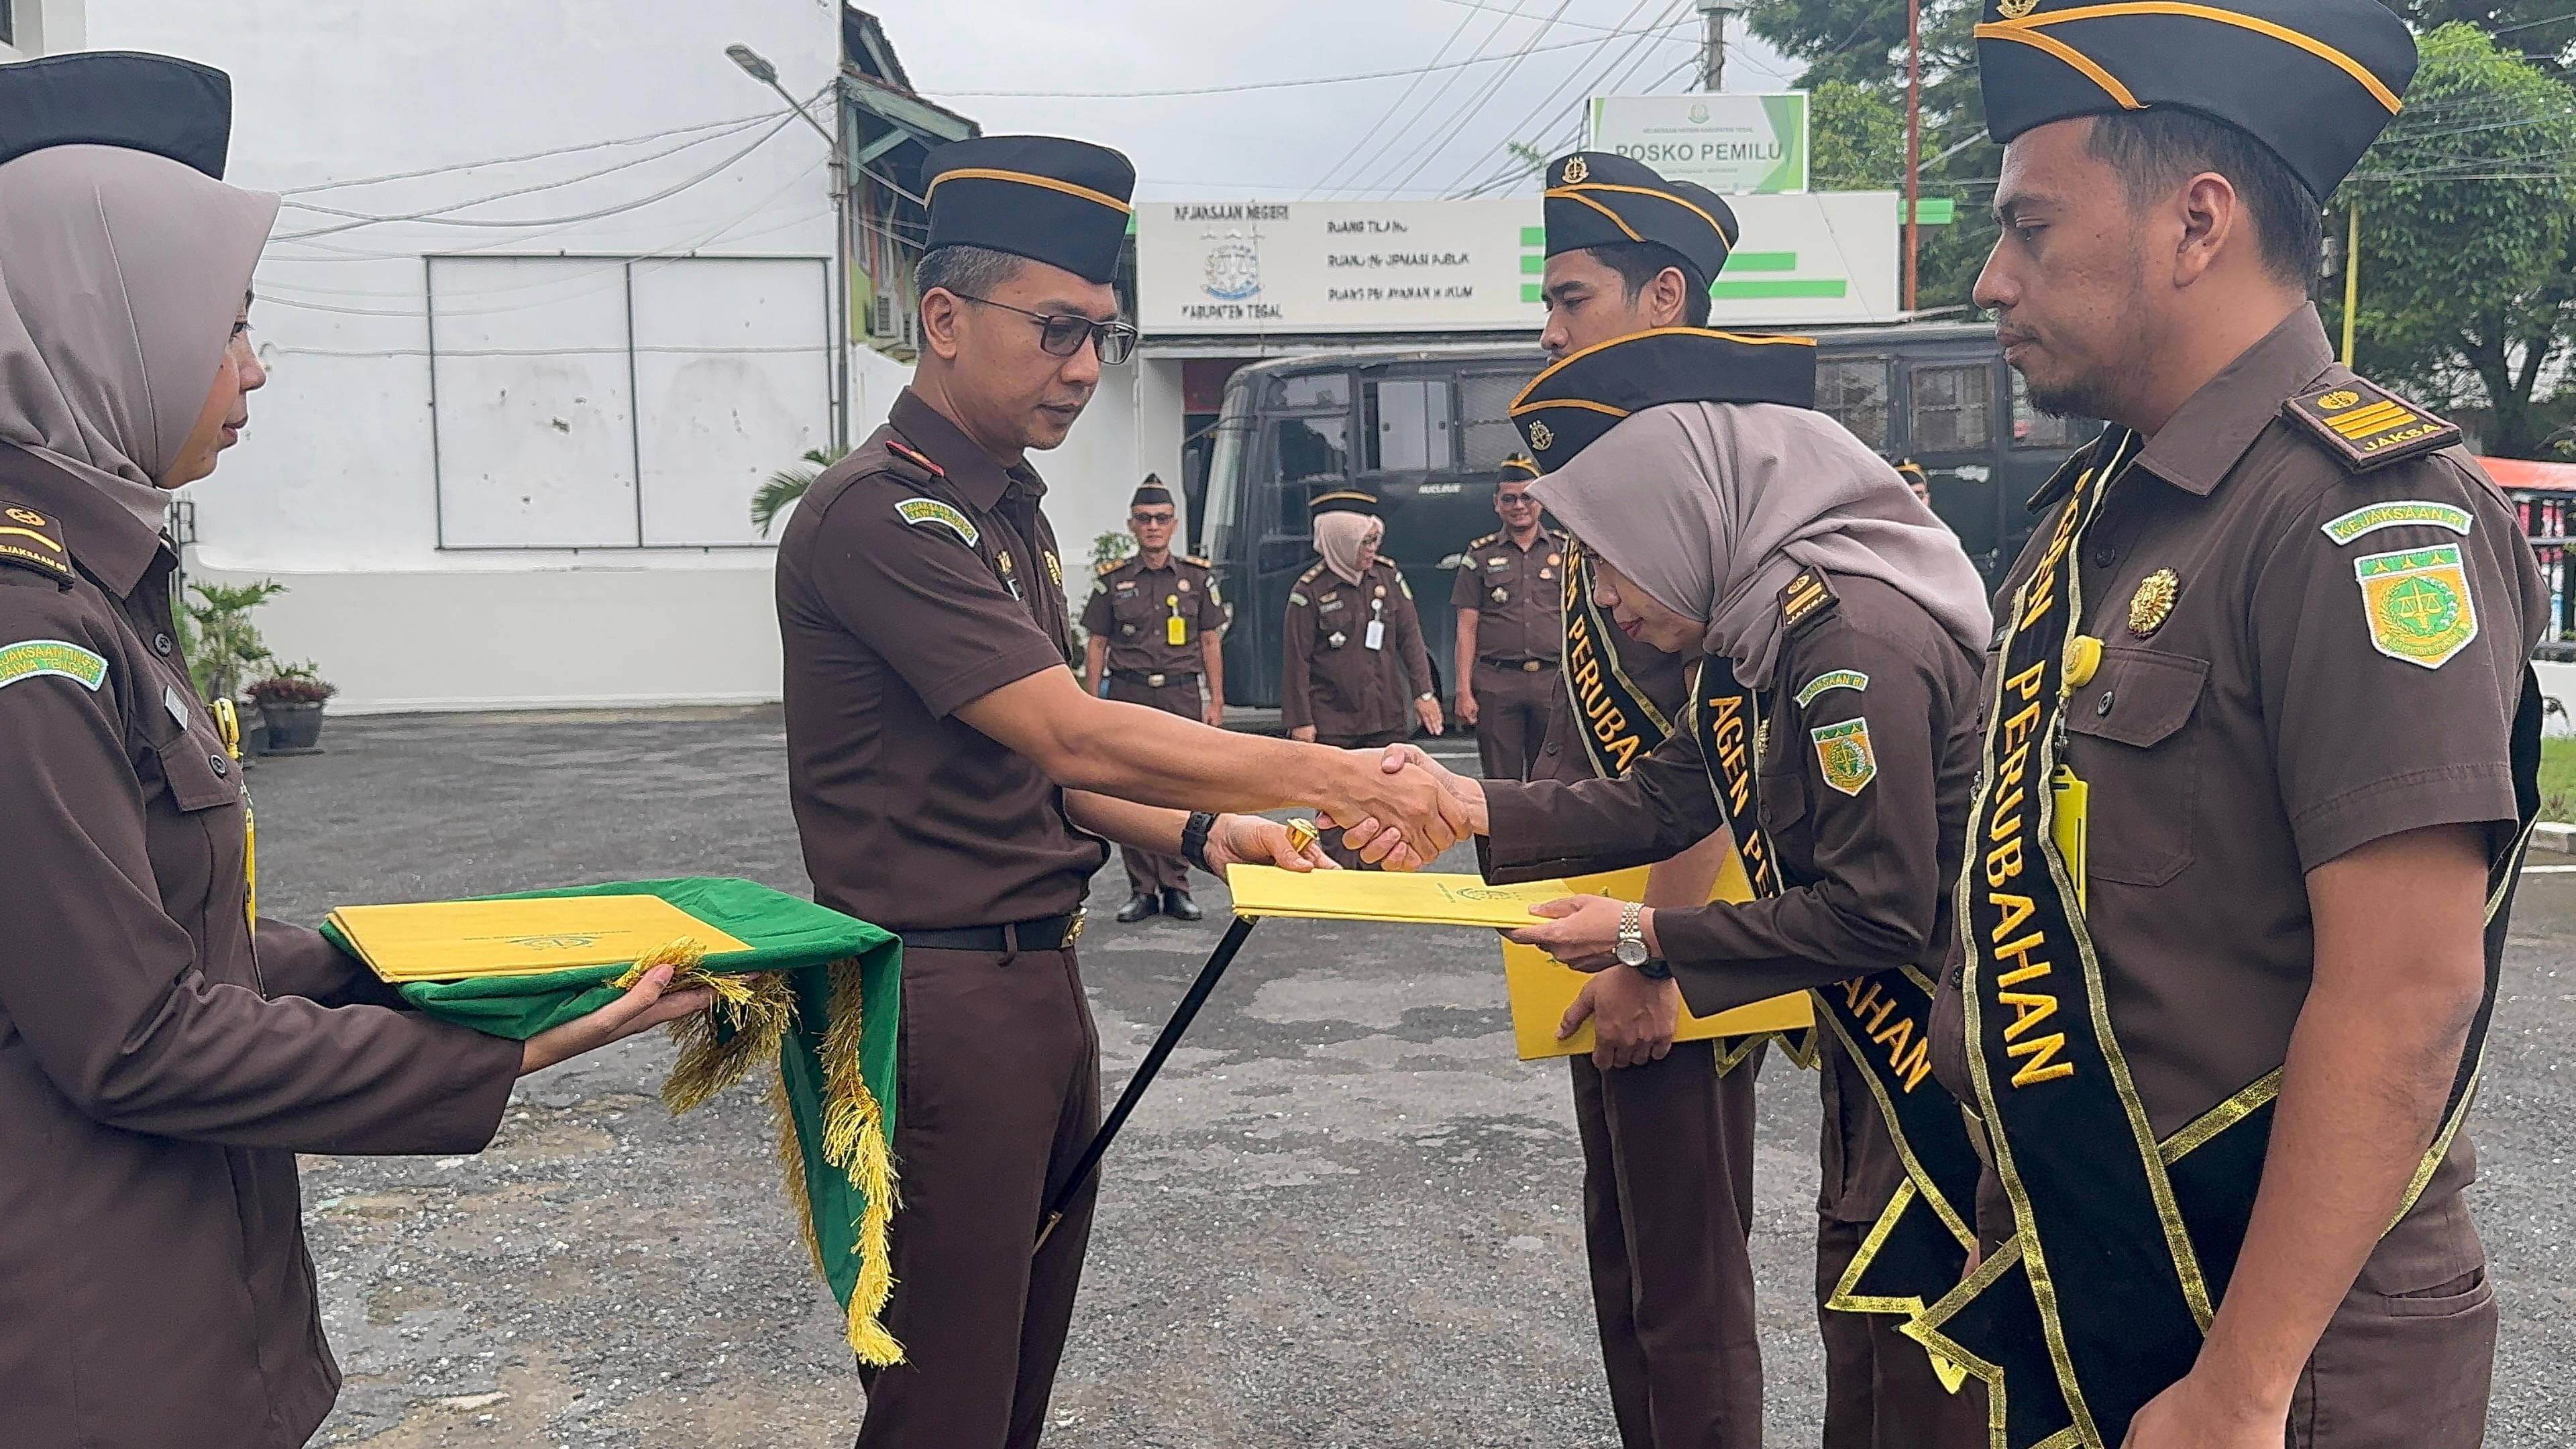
[1697, 0, 1741, 93]
[1903, 0, 1923, 313]
[728, 43, 851, 452]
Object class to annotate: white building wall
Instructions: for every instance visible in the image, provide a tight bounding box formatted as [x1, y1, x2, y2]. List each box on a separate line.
[62, 1, 945, 711]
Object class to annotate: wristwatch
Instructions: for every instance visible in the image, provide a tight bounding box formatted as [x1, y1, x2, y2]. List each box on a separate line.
[1615, 901, 1651, 968]
[1180, 811, 1220, 873]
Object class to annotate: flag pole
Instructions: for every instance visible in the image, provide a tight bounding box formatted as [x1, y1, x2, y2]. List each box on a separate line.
[1037, 914, 1261, 1251]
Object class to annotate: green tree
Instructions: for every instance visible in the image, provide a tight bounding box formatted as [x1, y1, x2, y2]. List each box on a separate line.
[749, 446, 852, 537]
[182, 579, 283, 702]
[2330, 23, 2576, 457]
[1811, 80, 1905, 189]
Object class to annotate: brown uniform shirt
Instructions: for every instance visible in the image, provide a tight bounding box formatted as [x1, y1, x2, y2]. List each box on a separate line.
[0, 445, 522, 1449]
[1081, 552, 1224, 680]
[1449, 527, 1568, 665]
[1930, 307, 2540, 1284]
[776, 388, 1108, 930]
[1280, 556, 1435, 739]
[1485, 574, 1984, 1220]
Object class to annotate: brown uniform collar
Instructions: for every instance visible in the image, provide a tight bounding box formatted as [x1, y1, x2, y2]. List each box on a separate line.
[889, 387, 1046, 511]
[2131, 305, 2337, 499]
[0, 441, 169, 598]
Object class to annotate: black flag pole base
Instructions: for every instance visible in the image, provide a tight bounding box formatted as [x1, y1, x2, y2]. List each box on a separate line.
[1035, 914, 1261, 1252]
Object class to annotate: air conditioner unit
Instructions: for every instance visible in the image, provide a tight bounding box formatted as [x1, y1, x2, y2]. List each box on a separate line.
[867, 294, 902, 339]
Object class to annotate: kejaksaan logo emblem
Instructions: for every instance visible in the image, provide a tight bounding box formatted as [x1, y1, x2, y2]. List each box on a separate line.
[1202, 231, 1260, 301]
[1688, 101, 1710, 124]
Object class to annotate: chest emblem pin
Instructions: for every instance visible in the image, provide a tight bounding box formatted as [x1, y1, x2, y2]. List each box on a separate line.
[2128, 568, 2179, 637]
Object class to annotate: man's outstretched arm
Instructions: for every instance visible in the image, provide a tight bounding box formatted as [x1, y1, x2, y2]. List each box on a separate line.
[955, 665, 1466, 863]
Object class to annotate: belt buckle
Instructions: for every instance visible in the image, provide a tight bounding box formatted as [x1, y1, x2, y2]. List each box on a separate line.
[1063, 908, 1086, 947]
[1146, 672, 1167, 688]
[1523, 659, 1542, 672]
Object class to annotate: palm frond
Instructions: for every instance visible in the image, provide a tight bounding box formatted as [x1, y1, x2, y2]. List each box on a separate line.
[751, 447, 852, 536]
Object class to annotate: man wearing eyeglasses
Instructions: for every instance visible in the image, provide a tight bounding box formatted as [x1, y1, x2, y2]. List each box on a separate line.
[773, 135, 1467, 1449]
[1081, 476, 1229, 922]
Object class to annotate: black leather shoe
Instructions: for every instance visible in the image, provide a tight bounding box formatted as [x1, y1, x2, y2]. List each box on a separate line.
[1162, 888, 1204, 922]
[1115, 892, 1161, 924]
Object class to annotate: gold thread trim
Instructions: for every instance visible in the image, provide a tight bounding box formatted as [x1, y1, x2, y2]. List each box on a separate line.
[924, 166, 1132, 215]
[1508, 326, 1819, 414]
[1972, 24, 2145, 108]
[1544, 187, 1644, 242]
[2005, 3, 2403, 113]
[1547, 180, 1738, 249]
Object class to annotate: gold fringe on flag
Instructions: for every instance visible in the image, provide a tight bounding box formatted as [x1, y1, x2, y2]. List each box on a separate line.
[819, 957, 903, 1365]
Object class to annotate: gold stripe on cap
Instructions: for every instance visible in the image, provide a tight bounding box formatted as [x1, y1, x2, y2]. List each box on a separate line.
[925, 166, 1133, 215]
[1509, 326, 1819, 413]
[1544, 188, 1643, 243]
[1513, 398, 1634, 421]
[2011, 3, 2402, 113]
[1550, 182, 1740, 250]
[1974, 22, 2145, 109]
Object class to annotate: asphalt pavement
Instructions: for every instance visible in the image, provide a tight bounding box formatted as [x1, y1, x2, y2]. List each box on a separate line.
[260, 708, 2574, 1447]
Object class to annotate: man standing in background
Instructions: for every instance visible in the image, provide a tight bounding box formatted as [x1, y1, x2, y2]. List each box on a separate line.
[1452, 453, 1565, 783]
[1083, 476, 1228, 922]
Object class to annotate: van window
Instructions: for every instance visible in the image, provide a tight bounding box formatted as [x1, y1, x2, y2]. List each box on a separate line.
[1269, 372, 1347, 411]
[1203, 380, 1254, 564]
[1911, 363, 1993, 453]
[2010, 372, 2080, 449]
[1271, 415, 1349, 533]
[1458, 371, 1534, 470]
[1817, 358, 1892, 451]
[1364, 378, 1454, 472]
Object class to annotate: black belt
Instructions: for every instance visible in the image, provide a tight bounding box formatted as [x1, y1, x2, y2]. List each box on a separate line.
[1479, 657, 1556, 673]
[899, 912, 1086, 953]
[1111, 669, 1200, 688]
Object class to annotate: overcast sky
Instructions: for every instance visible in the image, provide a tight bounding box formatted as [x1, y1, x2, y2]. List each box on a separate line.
[860, 0, 1800, 201]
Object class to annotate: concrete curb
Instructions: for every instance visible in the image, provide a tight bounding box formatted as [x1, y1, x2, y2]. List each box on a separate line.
[2534, 822, 2576, 855]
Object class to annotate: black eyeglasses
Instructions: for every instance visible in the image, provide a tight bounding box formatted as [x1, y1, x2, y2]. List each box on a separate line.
[951, 293, 1138, 366]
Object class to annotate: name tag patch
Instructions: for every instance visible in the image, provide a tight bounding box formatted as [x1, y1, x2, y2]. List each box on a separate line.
[0, 639, 108, 692]
[2320, 500, 2473, 546]
[894, 497, 979, 547]
[1793, 669, 1870, 708]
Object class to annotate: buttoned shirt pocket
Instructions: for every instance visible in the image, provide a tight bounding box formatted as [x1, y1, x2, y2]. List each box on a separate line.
[157, 727, 241, 813]
[2066, 646, 2208, 887]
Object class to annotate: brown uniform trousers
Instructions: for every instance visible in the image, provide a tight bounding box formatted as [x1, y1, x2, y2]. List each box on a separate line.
[1536, 632, 1769, 1448]
[1083, 555, 1226, 896]
[857, 944, 1101, 1449]
[1454, 528, 1567, 783]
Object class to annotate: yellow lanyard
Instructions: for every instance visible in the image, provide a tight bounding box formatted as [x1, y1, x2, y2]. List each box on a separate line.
[209, 698, 257, 931]
[1165, 594, 1187, 645]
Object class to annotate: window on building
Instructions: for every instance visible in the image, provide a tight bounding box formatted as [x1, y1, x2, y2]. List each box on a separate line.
[1458, 370, 1534, 470]
[1, 2, 17, 47]
[1911, 363, 1994, 454]
[1816, 357, 1892, 451]
[2010, 372, 2080, 448]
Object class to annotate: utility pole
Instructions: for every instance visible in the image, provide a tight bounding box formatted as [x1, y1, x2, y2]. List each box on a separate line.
[1903, 0, 1923, 313]
[728, 44, 853, 451]
[2341, 202, 2361, 366]
[1698, 0, 1741, 92]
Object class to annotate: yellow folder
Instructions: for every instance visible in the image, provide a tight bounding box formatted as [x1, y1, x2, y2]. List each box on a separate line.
[1503, 863, 1815, 1062]
[1223, 865, 1580, 927]
[325, 894, 752, 983]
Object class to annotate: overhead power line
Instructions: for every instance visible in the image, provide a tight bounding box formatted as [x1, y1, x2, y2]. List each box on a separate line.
[274, 107, 791, 196]
[943, 26, 1690, 99]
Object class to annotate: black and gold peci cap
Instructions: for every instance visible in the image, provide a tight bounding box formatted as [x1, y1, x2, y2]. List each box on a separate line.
[0, 51, 232, 178]
[1499, 455, 1542, 482]
[1975, 0, 2416, 199]
[1308, 488, 1382, 519]
[1509, 328, 1818, 472]
[922, 135, 1136, 286]
[1543, 150, 1738, 283]
[1131, 475, 1174, 507]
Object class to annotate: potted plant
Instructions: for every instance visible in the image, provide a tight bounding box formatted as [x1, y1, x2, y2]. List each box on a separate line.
[246, 663, 336, 754]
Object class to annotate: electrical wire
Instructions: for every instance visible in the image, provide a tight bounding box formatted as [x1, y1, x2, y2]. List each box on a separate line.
[1371, 0, 1587, 198]
[941, 28, 1670, 99]
[1439, 0, 1678, 197]
[1301, 0, 1486, 197]
[1325, 3, 1534, 197]
[273, 108, 789, 196]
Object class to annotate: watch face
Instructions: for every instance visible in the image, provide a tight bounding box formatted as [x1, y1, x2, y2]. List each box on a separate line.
[1616, 938, 1650, 967]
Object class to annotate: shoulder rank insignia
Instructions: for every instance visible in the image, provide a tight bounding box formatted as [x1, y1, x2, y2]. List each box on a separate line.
[1096, 555, 1125, 577]
[884, 437, 945, 477]
[1778, 566, 1837, 635]
[1299, 563, 1325, 586]
[2284, 381, 2460, 474]
[0, 503, 74, 584]
[2320, 499, 2473, 546]
[1811, 718, 1878, 795]
[1469, 531, 1498, 549]
[1793, 669, 1869, 708]
[1182, 554, 1213, 569]
[0, 639, 108, 692]
[895, 496, 979, 548]
[2354, 543, 2479, 669]
[1044, 551, 1063, 587]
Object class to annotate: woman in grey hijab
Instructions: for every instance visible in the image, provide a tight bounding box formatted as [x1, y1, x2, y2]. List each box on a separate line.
[0, 54, 708, 1449]
[1385, 333, 1999, 1446]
